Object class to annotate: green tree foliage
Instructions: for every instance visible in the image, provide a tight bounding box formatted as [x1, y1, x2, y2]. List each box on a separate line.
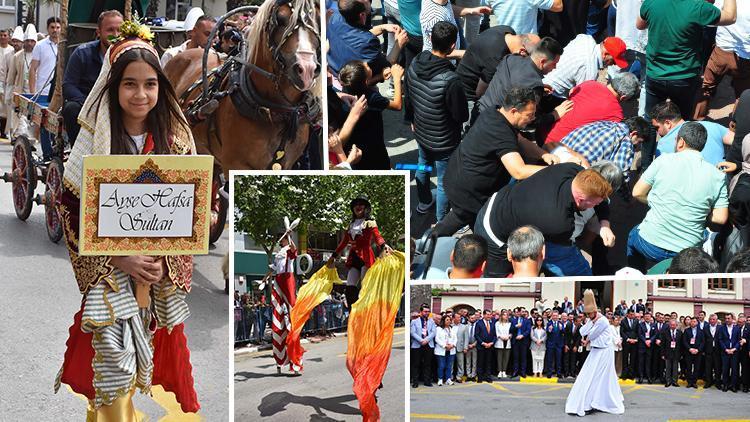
[234, 175, 406, 259]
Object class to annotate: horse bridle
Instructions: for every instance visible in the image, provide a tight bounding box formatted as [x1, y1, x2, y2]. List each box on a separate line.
[194, 3, 321, 170]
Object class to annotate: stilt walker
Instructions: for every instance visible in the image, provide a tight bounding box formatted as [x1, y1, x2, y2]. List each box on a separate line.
[270, 217, 302, 374]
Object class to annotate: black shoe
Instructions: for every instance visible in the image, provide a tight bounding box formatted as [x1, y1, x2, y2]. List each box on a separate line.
[412, 382, 418, 388]
[647, 378, 653, 384]
[637, 378, 643, 384]
[731, 387, 738, 393]
[476, 379, 483, 383]
[705, 382, 713, 389]
[547, 374, 552, 378]
[665, 383, 670, 388]
[722, 386, 728, 392]
[672, 382, 679, 387]
[743, 387, 749, 393]
[424, 382, 433, 387]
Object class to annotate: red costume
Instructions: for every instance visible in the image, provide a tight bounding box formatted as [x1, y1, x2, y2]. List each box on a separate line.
[334, 219, 386, 268]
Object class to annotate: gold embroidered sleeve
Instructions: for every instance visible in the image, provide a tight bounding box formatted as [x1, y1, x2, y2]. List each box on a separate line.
[164, 255, 193, 292]
[61, 186, 115, 294]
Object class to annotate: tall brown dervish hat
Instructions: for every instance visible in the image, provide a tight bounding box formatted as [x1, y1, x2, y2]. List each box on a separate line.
[583, 289, 597, 313]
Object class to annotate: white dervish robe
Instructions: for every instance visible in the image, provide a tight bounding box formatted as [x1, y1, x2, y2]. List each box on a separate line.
[565, 313, 625, 416]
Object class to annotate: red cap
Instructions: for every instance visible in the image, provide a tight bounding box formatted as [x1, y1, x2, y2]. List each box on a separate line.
[602, 37, 628, 69]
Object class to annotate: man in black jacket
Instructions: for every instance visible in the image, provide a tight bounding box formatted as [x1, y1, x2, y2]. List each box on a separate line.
[620, 309, 639, 380]
[405, 21, 468, 222]
[682, 316, 705, 388]
[637, 312, 656, 383]
[652, 313, 667, 383]
[662, 318, 682, 387]
[703, 313, 723, 389]
[563, 313, 581, 377]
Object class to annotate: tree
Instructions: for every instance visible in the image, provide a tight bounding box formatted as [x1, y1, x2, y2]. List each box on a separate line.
[234, 175, 406, 265]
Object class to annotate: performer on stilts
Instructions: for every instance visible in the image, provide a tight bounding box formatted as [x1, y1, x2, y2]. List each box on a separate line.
[271, 222, 302, 374]
[326, 195, 393, 308]
[565, 289, 625, 416]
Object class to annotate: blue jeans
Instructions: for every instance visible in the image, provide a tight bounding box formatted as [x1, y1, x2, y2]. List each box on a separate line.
[542, 242, 593, 277]
[626, 225, 678, 272]
[436, 352, 455, 381]
[415, 145, 453, 221]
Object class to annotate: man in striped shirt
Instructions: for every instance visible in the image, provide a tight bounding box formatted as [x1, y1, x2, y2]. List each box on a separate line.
[543, 35, 628, 99]
[546, 117, 650, 182]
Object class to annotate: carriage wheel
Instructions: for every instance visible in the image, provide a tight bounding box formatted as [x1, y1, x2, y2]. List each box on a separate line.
[208, 176, 228, 244]
[10, 136, 37, 220]
[44, 158, 64, 243]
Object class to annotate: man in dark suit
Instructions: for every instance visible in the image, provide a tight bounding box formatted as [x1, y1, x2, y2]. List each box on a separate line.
[546, 311, 565, 378]
[621, 309, 639, 379]
[510, 308, 531, 377]
[652, 312, 667, 383]
[682, 316, 704, 388]
[475, 309, 497, 382]
[661, 318, 682, 387]
[703, 313, 722, 389]
[739, 315, 750, 392]
[635, 299, 646, 314]
[637, 312, 656, 383]
[717, 313, 742, 392]
[563, 312, 580, 377]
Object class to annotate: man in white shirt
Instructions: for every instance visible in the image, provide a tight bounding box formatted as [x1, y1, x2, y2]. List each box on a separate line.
[28, 17, 61, 98]
[543, 35, 628, 99]
[161, 8, 217, 68]
[694, 0, 750, 120]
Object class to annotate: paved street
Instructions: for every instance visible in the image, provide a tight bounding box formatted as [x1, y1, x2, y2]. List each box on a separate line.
[411, 379, 750, 421]
[234, 327, 405, 421]
[0, 139, 229, 420]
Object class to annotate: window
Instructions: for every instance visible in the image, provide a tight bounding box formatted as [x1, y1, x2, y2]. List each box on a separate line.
[658, 279, 686, 289]
[708, 278, 734, 291]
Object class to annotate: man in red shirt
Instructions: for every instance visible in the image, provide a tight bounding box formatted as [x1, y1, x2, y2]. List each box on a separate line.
[545, 73, 640, 144]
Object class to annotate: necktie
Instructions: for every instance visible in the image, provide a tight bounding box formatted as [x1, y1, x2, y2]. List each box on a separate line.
[485, 320, 490, 333]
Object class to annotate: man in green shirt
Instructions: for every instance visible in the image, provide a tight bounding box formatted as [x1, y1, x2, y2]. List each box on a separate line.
[635, 0, 736, 169]
[627, 122, 729, 272]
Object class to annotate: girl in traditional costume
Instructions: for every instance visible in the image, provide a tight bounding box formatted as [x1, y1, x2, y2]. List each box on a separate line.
[55, 20, 199, 420]
[326, 195, 393, 307]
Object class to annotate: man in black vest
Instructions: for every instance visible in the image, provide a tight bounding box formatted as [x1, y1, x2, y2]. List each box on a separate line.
[405, 21, 468, 222]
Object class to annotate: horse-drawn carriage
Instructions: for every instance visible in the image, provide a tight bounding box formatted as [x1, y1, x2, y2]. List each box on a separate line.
[1, 0, 321, 245]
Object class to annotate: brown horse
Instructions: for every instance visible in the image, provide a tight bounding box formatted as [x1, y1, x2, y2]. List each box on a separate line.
[164, 0, 321, 172]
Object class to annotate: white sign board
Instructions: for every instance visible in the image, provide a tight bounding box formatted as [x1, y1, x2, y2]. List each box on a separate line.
[97, 183, 196, 237]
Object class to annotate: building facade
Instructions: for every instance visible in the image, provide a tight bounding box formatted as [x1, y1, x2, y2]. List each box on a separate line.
[429, 278, 750, 318]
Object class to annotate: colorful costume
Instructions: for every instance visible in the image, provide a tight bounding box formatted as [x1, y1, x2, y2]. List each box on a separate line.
[55, 28, 200, 419]
[271, 242, 301, 373]
[332, 196, 387, 307]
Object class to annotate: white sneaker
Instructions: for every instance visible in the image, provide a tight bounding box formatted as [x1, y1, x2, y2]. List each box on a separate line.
[438, 379, 443, 386]
[497, 372, 502, 378]
[446, 379, 454, 385]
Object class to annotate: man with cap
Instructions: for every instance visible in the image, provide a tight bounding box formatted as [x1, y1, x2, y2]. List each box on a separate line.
[565, 289, 624, 416]
[326, 195, 393, 307]
[542, 35, 628, 100]
[0, 27, 15, 138]
[5, 23, 37, 102]
[160, 8, 217, 68]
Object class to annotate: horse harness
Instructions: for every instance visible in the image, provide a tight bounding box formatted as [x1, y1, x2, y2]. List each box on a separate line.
[182, 0, 321, 170]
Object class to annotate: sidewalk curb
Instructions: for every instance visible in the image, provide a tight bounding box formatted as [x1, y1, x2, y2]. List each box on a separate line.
[234, 326, 403, 356]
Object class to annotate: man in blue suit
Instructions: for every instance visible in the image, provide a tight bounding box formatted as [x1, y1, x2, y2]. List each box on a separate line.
[510, 308, 532, 377]
[475, 309, 497, 382]
[682, 316, 704, 388]
[637, 312, 657, 384]
[411, 304, 436, 387]
[546, 311, 565, 378]
[717, 313, 742, 392]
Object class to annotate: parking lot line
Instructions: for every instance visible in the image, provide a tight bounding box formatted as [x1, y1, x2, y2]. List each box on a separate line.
[411, 413, 464, 420]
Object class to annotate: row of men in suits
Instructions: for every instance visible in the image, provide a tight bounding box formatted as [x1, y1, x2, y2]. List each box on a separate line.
[619, 310, 750, 391]
[413, 306, 599, 383]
